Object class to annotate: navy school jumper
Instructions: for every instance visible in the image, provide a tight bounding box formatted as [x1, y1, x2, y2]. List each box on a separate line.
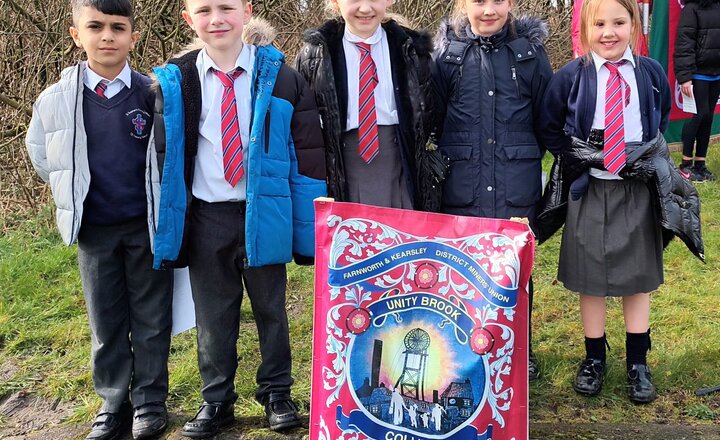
[538, 55, 671, 156]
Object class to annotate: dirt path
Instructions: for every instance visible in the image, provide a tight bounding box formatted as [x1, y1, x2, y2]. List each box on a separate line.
[2, 392, 720, 439]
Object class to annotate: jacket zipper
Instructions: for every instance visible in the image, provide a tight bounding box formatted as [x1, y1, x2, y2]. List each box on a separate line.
[454, 64, 463, 101]
[511, 65, 520, 98]
[71, 63, 81, 243]
[264, 109, 271, 153]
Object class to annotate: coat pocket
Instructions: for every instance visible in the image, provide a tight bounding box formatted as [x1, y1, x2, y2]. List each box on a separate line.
[440, 143, 475, 208]
[502, 144, 543, 207]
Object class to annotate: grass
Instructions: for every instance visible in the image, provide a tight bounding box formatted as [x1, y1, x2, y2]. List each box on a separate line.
[1, 149, 720, 431]
[529, 149, 720, 424]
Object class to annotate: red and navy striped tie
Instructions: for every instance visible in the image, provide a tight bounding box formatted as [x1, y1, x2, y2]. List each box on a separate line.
[213, 67, 245, 187]
[355, 42, 379, 163]
[603, 61, 630, 175]
[95, 80, 108, 99]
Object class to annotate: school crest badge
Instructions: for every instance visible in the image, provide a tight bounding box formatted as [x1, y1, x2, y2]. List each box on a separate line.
[311, 201, 534, 440]
[126, 108, 150, 139]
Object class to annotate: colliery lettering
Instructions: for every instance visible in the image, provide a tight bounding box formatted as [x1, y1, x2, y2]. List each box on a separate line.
[343, 261, 385, 280]
[420, 296, 461, 321]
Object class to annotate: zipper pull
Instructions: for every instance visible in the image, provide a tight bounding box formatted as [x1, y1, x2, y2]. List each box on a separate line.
[511, 66, 516, 81]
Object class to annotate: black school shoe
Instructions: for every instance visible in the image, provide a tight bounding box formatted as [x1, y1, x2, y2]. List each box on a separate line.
[181, 401, 235, 439]
[264, 392, 301, 431]
[627, 364, 657, 404]
[572, 358, 606, 396]
[131, 402, 168, 439]
[86, 401, 132, 440]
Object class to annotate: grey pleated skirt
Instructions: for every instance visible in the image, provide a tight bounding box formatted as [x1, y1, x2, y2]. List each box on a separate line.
[341, 125, 413, 209]
[558, 177, 663, 297]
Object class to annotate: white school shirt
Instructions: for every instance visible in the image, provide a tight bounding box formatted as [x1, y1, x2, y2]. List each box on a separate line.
[192, 45, 255, 202]
[590, 48, 642, 180]
[343, 26, 399, 130]
[84, 62, 131, 99]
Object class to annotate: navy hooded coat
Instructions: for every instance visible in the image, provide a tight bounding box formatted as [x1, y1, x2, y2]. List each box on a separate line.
[432, 15, 553, 220]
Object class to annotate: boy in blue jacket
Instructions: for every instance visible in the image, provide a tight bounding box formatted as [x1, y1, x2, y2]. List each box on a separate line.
[149, 0, 326, 436]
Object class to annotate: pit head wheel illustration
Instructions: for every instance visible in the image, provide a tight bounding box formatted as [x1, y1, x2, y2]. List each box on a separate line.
[395, 328, 431, 400]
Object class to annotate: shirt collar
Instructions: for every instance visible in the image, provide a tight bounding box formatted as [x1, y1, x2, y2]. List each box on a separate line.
[343, 24, 383, 46]
[591, 46, 636, 73]
[198, 44, 254, 79]
[84, 62, 132, 89]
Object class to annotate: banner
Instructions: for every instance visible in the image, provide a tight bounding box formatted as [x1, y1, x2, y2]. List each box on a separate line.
[310, 200, 535, 440]
[650, 0, 720, 143]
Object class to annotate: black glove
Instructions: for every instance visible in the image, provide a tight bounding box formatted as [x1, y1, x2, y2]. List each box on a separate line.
[619, 158, 655, 182]
[565, 137, 605, 171]
[293, 253, 315, 266]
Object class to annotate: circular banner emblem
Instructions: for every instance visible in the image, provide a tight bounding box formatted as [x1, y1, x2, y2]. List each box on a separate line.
[470, 327, 495, 356]
[415, 263, 439, 289]
[346, 308, 372, 334]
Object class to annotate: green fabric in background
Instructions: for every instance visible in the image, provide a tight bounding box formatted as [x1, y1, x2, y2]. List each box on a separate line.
[649, 0, 669, 72]
[649, 0, 720, 144]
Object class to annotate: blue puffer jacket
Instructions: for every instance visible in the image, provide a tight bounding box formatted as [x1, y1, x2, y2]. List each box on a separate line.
[432, 15, 553, 220]
[149, 21, 327, 269]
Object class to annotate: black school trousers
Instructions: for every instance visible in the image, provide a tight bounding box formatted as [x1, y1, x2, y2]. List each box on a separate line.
[187, 199, 293, 404]
[682, 78, 720, 158]
[77, 217, 173, 413]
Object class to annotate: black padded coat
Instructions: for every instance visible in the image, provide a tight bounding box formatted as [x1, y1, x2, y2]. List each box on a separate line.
[294, 19, 435, 209]
[674, 0, 720, 84]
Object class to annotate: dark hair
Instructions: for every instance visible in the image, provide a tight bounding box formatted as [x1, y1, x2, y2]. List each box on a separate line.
[71, 0, 135, 28]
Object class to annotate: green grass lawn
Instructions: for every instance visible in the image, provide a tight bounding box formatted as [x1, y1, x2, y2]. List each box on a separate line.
[1, 150, 719, 429]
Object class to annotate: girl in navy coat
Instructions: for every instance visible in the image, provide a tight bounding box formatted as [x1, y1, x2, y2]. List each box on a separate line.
[432, 0, 553, 381]
[539, 0, 676, 404]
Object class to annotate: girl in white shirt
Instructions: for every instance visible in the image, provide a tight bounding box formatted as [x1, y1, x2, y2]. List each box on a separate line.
[295, 0, 435, 209]
[538, 0, 694, 404]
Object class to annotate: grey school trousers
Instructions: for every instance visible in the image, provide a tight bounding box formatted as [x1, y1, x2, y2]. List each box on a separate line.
[77, 217, 173, 413]
[187, 199, 293, 404]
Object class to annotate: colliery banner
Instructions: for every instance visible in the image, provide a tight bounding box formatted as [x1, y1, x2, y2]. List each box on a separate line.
[310, 200, 535, 440]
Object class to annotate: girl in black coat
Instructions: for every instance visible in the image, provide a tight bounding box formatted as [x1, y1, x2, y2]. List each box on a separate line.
[295, 0, 434, 210]
[674, 0, 720, 181]
[431, 0, 553, 382]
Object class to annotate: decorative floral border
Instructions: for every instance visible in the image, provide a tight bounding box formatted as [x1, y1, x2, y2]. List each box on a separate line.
[322, 215, 525, 434]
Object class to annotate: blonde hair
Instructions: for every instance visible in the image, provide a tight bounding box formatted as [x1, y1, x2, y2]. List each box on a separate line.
[580, 0, 641, 59]
[450, 0, 465, 32]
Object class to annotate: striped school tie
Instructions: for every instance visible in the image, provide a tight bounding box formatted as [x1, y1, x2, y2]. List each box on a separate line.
[355, 42, 379, 163]
[603, 60, 630, 175]
[95, 80, 108, 99]
[212, 67, 245, 187]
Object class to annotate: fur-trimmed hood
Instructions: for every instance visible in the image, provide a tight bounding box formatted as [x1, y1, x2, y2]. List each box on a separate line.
[302, 18, 433, 58]
[434, 14, 548, 50]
